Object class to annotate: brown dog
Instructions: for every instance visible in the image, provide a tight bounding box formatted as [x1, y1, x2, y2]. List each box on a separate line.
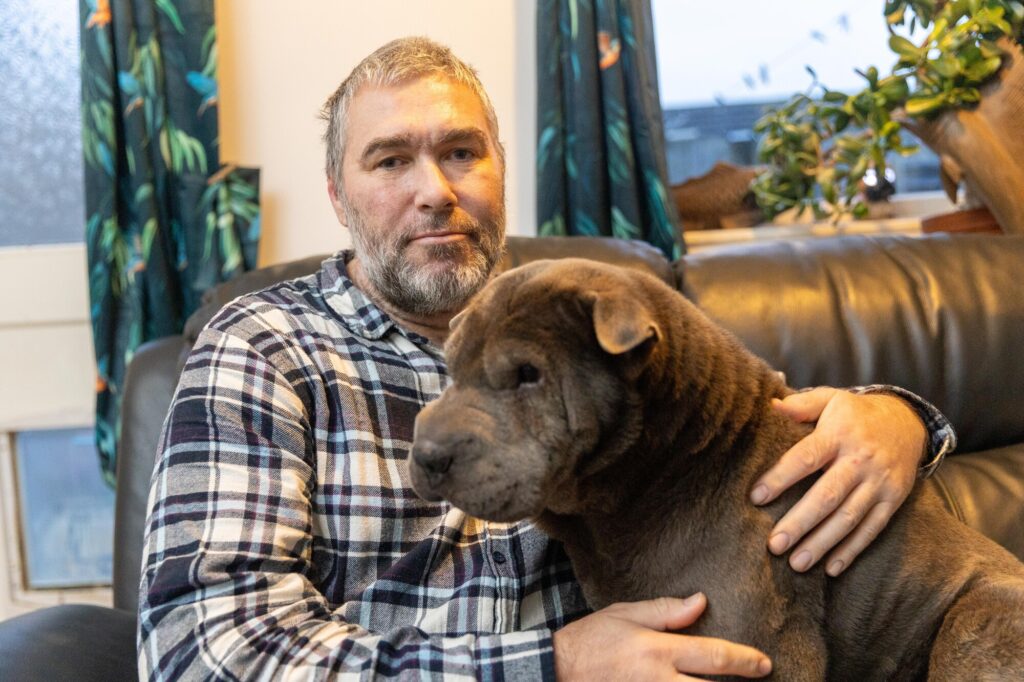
[409, 258, 1024, 680]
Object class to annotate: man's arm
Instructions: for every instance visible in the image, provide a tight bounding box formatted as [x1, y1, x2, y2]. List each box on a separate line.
[138, 328, 553, 680]
[749, 386, 956, 577]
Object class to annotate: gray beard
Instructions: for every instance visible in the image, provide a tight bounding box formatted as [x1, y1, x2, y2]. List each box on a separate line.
[348, 208, 506, 317]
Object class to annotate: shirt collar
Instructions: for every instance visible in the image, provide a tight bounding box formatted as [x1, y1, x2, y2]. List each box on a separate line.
[317, 250, 440, 351]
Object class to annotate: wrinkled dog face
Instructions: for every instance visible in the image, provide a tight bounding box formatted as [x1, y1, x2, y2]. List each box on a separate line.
[408, 260, 659, 522]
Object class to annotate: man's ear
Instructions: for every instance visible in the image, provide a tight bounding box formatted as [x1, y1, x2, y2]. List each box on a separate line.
[591, 291, 661, 355]
[327, 177, 348, 226]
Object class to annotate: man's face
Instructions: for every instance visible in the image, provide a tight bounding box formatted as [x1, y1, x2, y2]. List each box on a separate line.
[332, 74, 506, 317]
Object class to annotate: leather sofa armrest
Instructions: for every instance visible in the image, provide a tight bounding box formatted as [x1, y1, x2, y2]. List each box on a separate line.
[926, 443, 1024, 561]
[0, 605, 136, 682]
[114, 335, 186, 612]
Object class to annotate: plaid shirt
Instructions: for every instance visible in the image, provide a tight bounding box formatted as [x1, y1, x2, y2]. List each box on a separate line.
[138, 250, 955, 680]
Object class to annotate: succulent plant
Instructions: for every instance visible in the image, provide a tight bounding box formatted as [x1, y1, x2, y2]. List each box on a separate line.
[752, 0, 1024, 222]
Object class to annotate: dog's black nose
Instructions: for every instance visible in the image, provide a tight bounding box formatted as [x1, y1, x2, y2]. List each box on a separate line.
[413, 441, 453, 479]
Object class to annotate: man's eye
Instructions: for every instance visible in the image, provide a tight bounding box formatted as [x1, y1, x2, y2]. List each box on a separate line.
[516, 363, 541, 387]
[449, 148, 477, 162]
[377, 157, 404, 170]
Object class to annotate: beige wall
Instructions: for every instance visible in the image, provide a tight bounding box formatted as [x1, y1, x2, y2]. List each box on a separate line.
[216, 0, 539, 267]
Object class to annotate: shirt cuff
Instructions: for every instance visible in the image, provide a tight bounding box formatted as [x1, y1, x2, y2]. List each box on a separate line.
[851, 384, 958, 478]
[475, 628, 556, 681]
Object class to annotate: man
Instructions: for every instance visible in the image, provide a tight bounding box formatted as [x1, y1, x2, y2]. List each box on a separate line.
[138, 37, 954, 680]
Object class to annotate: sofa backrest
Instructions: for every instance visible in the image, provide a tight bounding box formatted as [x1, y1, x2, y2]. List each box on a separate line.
[181, 236, 674, 350]
[678, 233, 1024, 454]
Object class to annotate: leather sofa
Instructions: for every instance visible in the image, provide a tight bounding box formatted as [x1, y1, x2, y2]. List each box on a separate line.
[1, 233, 1021, 680]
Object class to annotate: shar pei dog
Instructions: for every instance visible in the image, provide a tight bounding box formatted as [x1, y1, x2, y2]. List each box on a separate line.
[408, 258, 1024, 680]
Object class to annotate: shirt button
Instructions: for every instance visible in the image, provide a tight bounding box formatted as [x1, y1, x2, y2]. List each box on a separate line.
[492, 551, 507, 565]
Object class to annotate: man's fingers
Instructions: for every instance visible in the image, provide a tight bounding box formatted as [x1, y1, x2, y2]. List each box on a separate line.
[771, 387, 839, 423]
[767, 460, 860, 559]
[751, 431, 834, 506]
[778, 480, 875, 572]
[824, 502, 898, 576]
[609, 594, 707, 631]
[670, 636, 772, 678]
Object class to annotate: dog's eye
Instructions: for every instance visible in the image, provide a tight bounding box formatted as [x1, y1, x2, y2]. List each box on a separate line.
[516, 363, 541, 386]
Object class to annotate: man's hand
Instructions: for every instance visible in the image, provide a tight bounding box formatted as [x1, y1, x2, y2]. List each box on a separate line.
[750, 388, 926, 577]
[553, 594, 772, 681]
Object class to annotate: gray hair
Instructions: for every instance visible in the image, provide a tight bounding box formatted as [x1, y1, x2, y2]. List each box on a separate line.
[320, 36, 504, 189]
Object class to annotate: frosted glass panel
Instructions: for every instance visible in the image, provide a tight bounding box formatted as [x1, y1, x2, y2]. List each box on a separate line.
[0, 0, 85, 247]
[15, 427, 114, 588]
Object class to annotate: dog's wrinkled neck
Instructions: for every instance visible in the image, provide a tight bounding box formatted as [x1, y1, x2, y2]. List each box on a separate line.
[590, 301, 787, 504]
[544, 290, 796, 606]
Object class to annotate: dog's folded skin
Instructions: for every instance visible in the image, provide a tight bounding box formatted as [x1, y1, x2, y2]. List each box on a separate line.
[409, 259, 1024, 681]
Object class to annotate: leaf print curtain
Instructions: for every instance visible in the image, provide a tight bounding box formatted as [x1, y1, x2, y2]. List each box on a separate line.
[80, 0, 260, 484]
[537, 0, 682, 259]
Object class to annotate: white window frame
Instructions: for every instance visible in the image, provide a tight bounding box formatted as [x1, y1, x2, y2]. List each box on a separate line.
[0, 243, 112, 620]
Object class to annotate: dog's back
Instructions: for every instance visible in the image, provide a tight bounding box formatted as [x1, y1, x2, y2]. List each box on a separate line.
[825, 484, 1024, 680]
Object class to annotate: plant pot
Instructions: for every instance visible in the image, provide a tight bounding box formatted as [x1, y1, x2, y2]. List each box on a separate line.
[920, 207, 1003, 235]
[901, 40, 1024, 236]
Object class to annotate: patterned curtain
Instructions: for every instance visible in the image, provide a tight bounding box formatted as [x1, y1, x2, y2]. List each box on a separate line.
[80, 0, 260, 484]
[537, 0, 682, 259]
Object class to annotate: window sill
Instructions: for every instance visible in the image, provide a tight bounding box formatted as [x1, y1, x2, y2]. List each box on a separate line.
[684, 191, 955, 253]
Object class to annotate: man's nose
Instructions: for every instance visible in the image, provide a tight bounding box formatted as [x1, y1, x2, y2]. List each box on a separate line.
[414, 160, 457, 212]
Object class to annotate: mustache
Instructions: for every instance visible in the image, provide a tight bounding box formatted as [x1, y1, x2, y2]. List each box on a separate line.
[401, 213, 483, 245]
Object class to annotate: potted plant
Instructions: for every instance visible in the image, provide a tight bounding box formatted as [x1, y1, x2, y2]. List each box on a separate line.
[751, 0, 1024, 234]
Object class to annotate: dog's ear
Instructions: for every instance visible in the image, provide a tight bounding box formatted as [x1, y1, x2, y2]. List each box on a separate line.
[591, 292, 661, 355]
[449, 308, 468, 331]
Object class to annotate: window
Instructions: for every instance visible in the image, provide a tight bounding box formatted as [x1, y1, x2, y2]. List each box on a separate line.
[14, 429, 114, 589]
[653, 0, 941, 194]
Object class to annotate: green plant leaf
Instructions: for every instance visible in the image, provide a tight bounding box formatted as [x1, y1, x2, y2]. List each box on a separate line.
[963, 55, 1002, 81]
[889, 34, 922, 58]
[887, 4, 907, 25]
[878, 77, 910, 103]
[930, 53, 960, 77]
[979, 39, 1003, 58]
[905, 93, 948, 115]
